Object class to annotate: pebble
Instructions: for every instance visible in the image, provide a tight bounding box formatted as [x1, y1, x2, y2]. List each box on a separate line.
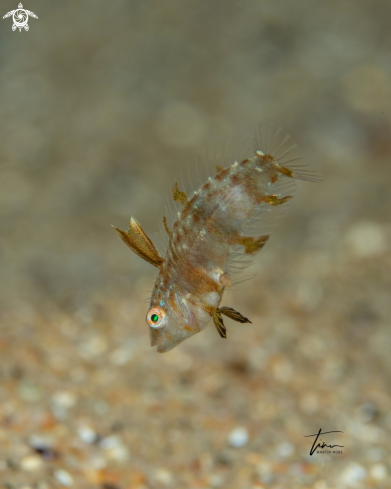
[276, 441, 294, 458]
[208, 474, 224, 487]
[88, 454, 107, 470]
[356, 402, 378, 423]
[366, 447, 384, 462]
[99, 436, 130, 463]
[370, 463, 387, 481]
[54, 469, 73, 486]
[59, 319, 79, 338]
[106, 444, 130, 463]
[94, 399, 109, 415]
[36, 484, 50, 489]
[17, 380, 42, 402]
[339, 463, 367, 486]
[154, 468, 173, 485]
[313, 481, 328, 489]
[299, 393, 318, 415]
[228, 427, 249, 448]
[272, 357, 293, 382]
[99, 435, 121, 450]
[255, 460, 273, 483]
[78, 425, 97, 444]
[296, 280, 323, 310]
[109, 346, 133, 365]
[345, 222, 387, 258]
[20, 455, 43, 471]
[78, 335, 108, 360]
[51, 390, 77, 409]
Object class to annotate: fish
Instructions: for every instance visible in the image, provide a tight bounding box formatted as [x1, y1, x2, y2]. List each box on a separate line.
[113, 124, 321, 352]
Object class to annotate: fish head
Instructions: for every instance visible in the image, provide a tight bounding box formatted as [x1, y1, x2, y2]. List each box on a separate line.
[146, 290, 211, 352]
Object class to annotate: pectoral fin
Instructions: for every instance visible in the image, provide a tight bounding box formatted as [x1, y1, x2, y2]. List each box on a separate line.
[218, 307, 252, 324]
[212, 310, 227, 338]
[212, 307, 252, 339]
[112, 216, 164, 268]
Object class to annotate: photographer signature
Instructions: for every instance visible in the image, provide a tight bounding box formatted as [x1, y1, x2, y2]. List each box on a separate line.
[304, 429, 344, 456]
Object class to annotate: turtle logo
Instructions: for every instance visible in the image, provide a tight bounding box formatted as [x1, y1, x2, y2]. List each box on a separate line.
[3, 3, 38, 32]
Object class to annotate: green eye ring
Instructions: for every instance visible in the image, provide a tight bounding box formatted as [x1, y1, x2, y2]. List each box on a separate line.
[151, 314, 159, 323]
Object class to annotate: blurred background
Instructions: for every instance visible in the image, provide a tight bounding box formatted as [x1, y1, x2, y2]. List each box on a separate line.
[0, 0, 390, 488]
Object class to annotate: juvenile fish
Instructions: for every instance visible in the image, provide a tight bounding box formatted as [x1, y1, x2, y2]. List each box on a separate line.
[113, 125, 321, 352]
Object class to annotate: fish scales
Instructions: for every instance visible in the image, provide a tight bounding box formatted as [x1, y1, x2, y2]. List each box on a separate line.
[113, 125, 321, 352]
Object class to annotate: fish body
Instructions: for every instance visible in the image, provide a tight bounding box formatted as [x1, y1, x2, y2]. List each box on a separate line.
[113, 125, 321, 352]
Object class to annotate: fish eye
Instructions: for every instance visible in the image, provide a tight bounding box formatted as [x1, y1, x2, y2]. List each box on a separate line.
[147, 307, 166, 329]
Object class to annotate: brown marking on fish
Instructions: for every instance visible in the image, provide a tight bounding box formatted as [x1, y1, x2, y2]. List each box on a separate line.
[230, 173, 241, 185]
[228, 169, 263, 205]
[240, 158, 251, 166]
[259, 194, 293, 206]
[179, 259, 221, 296]
[215, 165, 224, 173]
[219, 273, 231, 286]
[172, 182, 188, 206]
[169, 289, 180, 313]
[187, 296, 216, 316]
[163, 216, 171, 236]
[215, 167, 230, 182]
[162, 270, 170, 288]
[232, 234, 270, 254]
[263, 153, 276, 163]
[273, 164, 294, 178]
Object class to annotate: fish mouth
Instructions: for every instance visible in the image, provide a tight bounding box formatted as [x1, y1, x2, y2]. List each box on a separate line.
[149, 325, 193, 353]
[156, 342, 177, 353]
[150, 331, 178, 353]
[149, 327, 160, 347]
[149, 327, 173, 352]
